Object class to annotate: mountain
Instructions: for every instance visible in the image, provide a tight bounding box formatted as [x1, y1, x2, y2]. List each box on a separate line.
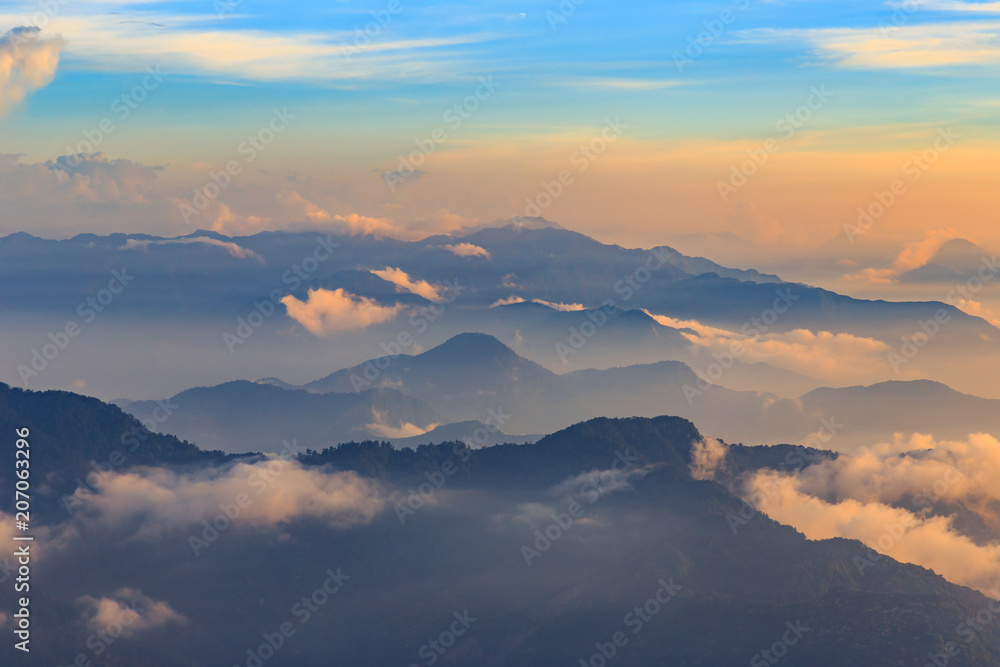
[4, 225, 998, 401]
[153, 335, 1000, 453]
[389, 420, 538, 449]
[0, 382, 226, 516]
[899, 238, 995, 283]
[123, 381, 443, 454]
[7, 408, 999, 665]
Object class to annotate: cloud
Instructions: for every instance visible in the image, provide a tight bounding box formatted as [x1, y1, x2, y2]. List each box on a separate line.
[489, 296, 585, 311]
[533, 299, 586, 312]
[364, 408, 438, 439]
[4, 11, 494, 83]
[69, 460, 389, 537]
[0, 27, 64, 114]
[736, 433, 1000, 594]
[120, 236, 264, 262]
[79, 588, 186, 637]
[739, 22, 1000, 69]
[727, 202, 786, 245]
[843, 228, 958, 283]
[646, 312, 891, 383]
[690, 437, 728, 481]
[491, 296, 525, 307]
[371, 267, 443, 301]
[282, 288, 403, 336]
[565, 77, 679, 91]
[441, 243, 491, 259]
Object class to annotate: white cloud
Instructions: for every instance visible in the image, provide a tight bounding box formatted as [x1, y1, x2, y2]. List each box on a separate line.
[371, 267, 444, 301]
[739, 22, 1000, 69]
[533, 299, 586, 312]
[120, 236, 264, 262]
[282, 288, 403, 336]
[441, 243, 491, 259]
[690, 437, 728, 481]
[79, 588, 186, 637]
[646, 312, 891, 384]
[70, 460, 389, 536]
[0, 27, 64, 114]
[737, 433, 1000, 595]
[364, 408, 438, 439]
[491, 296, 525, 308]
[0, 11, 494, 83]
[489, 296, 585, 311]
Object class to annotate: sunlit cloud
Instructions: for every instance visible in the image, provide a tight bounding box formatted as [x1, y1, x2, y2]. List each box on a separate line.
[282, 288, 403, 336]
[738, 22, 1000, 69]
[0, 27, 64, 114]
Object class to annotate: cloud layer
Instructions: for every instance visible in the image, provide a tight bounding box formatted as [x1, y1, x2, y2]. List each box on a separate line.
[736, 433, 1000, 594]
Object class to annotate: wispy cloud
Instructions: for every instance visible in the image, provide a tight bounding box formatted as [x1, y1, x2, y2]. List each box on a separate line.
[564, 77, 680, 91]
[738, 21, 1000, 69]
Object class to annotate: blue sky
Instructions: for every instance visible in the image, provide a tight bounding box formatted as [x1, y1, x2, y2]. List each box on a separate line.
[1, 0, 999, 248]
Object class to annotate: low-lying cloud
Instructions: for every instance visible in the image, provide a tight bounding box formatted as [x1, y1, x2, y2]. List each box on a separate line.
[371, 267, 444, 301]
[121, 236, 264, 262]
[441, 243, 491, 259]
[69, 460, 389, 538]
[282, 288, 403, 336]
[735, 433, 1000, 594]
[80, 588, 187, 637]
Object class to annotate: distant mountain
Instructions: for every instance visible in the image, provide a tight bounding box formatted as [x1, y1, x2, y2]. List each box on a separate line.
[244, 335, 1000, 450]
[459, 215, 568, 234]
[899, 238, 995, 283]
[123, 381, 443, 454]
[4, 225, 998, 400]
[389, 420, 538, 449]
[305, 333, 574, 430]
[0, 382, 226, 516]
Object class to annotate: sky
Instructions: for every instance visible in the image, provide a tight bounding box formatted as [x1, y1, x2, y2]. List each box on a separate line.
[1, 0, 999, 254]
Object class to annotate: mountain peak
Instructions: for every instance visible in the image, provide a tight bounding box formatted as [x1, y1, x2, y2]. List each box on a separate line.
[460, 216, 566, 235]
[424, 332, 520, 362]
